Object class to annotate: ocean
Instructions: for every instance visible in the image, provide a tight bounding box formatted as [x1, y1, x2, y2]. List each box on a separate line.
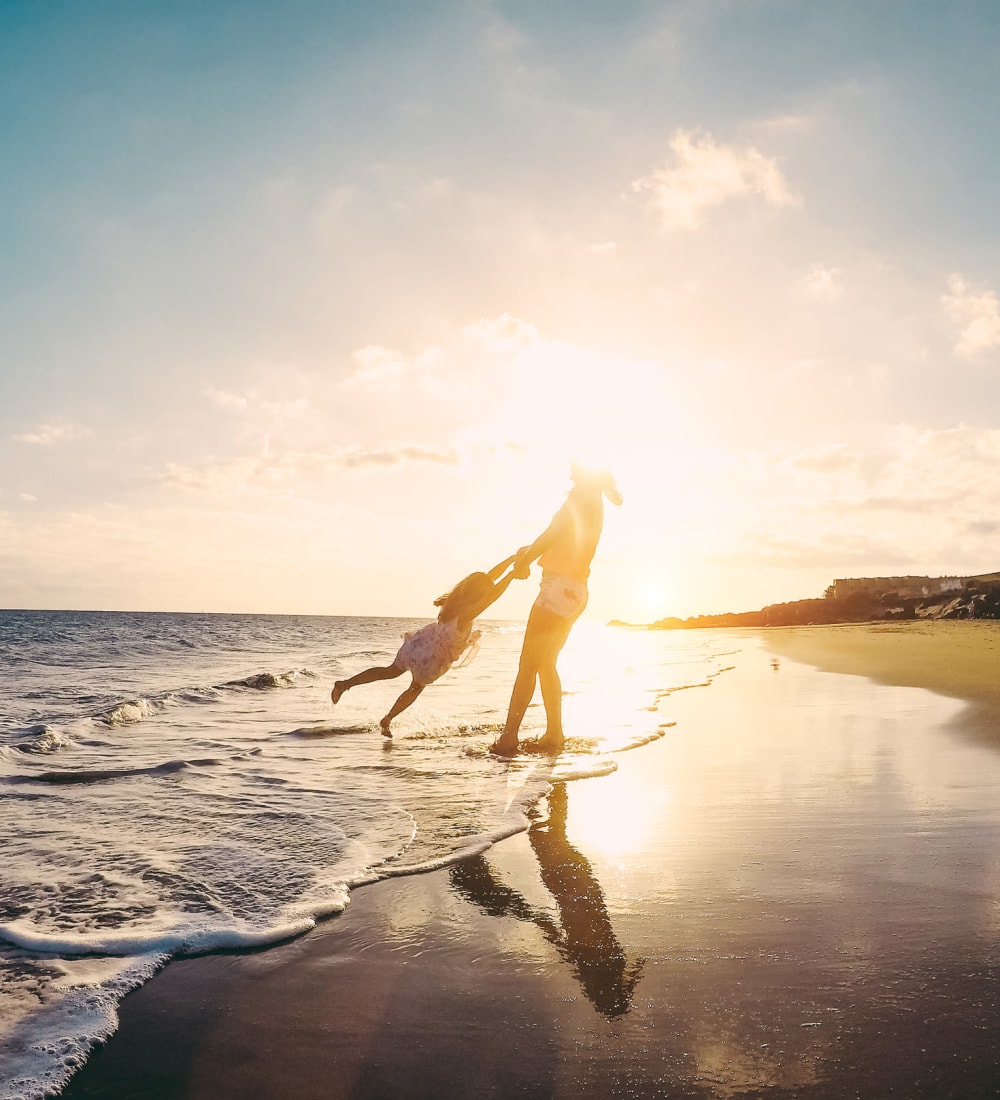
[0, 610, 734, 1099]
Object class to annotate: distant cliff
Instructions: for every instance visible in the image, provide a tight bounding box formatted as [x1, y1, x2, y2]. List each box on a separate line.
[625, 573, 1000, 631]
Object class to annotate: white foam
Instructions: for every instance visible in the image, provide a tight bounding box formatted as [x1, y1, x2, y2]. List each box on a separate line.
[0, 614, 728, 1097]
[0, 899, 348, 958]
[0, 953, 164, 1100]
[552, 757, 618, 781]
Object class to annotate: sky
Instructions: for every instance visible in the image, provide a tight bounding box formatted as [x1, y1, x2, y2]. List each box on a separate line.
[3, 0, 1000, 622]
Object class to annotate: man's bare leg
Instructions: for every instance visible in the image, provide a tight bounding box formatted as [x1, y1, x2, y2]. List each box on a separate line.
[533, 663, 564, 753]
[491, 664, 538, 755]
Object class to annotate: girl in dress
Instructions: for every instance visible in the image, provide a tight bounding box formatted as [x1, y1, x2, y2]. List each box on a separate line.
[331, 554, 521, 736]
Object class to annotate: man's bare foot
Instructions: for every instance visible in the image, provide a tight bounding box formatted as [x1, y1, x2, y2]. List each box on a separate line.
[489, 736, 519, 757]
[379, 718, 393, 738]
[524, 734, 564, 755]
[331, 682, 346, 704]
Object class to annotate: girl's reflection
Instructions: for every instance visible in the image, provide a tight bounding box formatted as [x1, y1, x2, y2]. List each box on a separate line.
[450, 783, 642, 1018]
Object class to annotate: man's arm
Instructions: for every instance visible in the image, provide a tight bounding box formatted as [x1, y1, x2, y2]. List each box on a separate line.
[513, 503, 570, 575]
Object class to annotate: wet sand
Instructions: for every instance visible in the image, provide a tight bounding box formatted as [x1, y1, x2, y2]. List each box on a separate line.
[764, 620, 1000, 738]
[61, 632, 1000, 1099]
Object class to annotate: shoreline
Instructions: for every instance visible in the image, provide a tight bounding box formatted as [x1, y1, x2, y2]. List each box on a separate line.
[761, 620, 1000, 738]
[52, 630, 1000, 1098]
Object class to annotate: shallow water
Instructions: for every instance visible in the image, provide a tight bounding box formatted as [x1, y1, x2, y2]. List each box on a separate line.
[0, 610, 728, 1099]
[52, 633, 1000, 1099]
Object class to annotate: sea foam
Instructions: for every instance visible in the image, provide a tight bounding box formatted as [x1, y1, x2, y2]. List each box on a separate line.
[0, 610, 732, 1097]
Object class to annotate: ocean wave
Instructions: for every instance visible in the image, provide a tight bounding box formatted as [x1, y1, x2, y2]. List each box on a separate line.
[0, 952, 166, 1100]
[285, 723, 373, 738]
[0, 612, 730, 1099]
[15, 725, 73, 754]
[91, 667, 315, 729]
[102, 697, 165, 726]
[0, 748, 263, 787]
[0, 905, 345, 960]
[221, 669, 314, 691]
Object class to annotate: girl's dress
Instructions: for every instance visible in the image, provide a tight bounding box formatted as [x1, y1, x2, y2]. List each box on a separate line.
[395, 617, 480, 685]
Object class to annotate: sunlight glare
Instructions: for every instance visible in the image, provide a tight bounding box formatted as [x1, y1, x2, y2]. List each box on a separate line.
[568, 774, 666, 858]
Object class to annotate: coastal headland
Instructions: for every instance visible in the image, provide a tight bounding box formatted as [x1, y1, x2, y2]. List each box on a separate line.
[619, 570, 1000, 631]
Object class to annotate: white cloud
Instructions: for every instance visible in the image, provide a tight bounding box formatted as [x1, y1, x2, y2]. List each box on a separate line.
[631, 129, 797, 231]
[19, 493, 37, 502]
[781, 443, 858, 476]
[345, 344, 445, 392]
[347, 345, 409, 389]
[311, 185, 357, 237]
[462, 312, 539, 354]
[205, 387, 307, 418]
[758, 113, 816, 134]
[731, 426, 1000, 579]
[206, 388, 250, 411]
[942, 274, 1000, 355]
[482, 15, 527, 52]
[12, 423, 91, 445]
[801, 265, 842, 300]
[162, 443, 459, 495]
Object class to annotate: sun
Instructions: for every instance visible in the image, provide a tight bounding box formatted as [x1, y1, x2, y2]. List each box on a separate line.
[635, 580, 668, 624]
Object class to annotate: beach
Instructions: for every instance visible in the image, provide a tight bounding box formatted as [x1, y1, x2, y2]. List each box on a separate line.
[54, 622, 1000, 1099]
[764, 620, 1000, 738]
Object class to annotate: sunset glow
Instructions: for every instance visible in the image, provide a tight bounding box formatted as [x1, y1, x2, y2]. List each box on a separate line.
[3, 5, 999, 620]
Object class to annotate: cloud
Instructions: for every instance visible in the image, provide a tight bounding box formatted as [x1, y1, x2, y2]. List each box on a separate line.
[781, 443, 858, 475]
[733, 426, 1000, 579]
[716, 531, 914, 571]
[12, 423, 91, 445]
[631, 129, 796, 231]
[162, 443, 459, 495]
[942, 274, 1000, 355]
[347, 345, 409, 389]
[345, 344, 445, 392]
[758, 113, 816, 134]
[205, 387, 307, 418]
[462, 312, 539, 354]
[801, 265, 842, 300]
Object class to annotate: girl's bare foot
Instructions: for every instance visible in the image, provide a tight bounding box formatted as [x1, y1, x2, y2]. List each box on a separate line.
[331, 682, 346, 704]
[379, 718, 393, 738]
[489, 735, 519, 756]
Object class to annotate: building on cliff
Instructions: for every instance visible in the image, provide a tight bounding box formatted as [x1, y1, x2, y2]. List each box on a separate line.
[825, 575, 964, 601]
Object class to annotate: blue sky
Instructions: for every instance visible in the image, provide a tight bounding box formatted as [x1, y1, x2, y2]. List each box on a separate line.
[3, 1, 1000, 619]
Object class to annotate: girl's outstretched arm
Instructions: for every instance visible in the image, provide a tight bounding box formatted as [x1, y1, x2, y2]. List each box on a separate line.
[486, 553, 519, 581]
[468, 565, 523, 618]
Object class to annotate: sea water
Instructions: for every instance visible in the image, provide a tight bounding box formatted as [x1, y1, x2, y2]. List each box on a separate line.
[0, 610, 734, 1098]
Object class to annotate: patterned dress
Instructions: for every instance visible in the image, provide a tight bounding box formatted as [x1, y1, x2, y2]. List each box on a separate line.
[394, 618, 480, 684]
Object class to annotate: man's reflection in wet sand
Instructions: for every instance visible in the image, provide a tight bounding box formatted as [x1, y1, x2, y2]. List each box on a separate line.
[450, 783, 642, 1018]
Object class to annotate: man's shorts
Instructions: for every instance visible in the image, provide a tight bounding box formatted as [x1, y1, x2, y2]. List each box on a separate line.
[533, 575, 589, 621]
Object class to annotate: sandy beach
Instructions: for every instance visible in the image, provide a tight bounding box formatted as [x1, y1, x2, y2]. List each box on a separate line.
[59, 625, 1000, 1099]
[764, 620, 1000, 739]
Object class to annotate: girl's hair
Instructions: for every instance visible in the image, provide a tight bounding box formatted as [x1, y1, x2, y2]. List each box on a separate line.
[434, 571, 493, 621]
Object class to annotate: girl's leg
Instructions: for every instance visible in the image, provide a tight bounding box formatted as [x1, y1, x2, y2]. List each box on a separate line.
[380, 680, 424, 737]
[332, 662, 404, 704]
